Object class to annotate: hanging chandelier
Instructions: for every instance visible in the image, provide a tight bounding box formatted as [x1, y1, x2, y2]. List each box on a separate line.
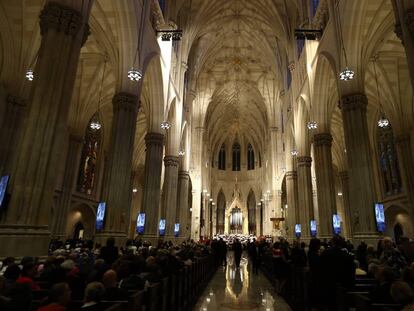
[90, 116, 102, 130]
[178, 150, 185, 156]
[25, 69, 34, 81]
[339, 68, 355, 81]
[307, 121, 318, 130]
[127, 68, 142, 82]
[378, 117, 389, 128]
[372, 57, 389, 128]
[291, 149, 298, 156]
[161, 121, 170, 130]
[336, 3, 355, 81]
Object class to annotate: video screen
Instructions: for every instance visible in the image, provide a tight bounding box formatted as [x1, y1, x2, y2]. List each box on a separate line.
[375, 203, 386, 232]
[96, 202, 106, 230]
[0, 175, 10, 209]
[136, 213, 145, 234]
[310, 220, 317, 237]
[333, 214, 341, 234]
[295, 224, 301, 238]
[174, 223, 180, 237]
[159, 219, 166, 236]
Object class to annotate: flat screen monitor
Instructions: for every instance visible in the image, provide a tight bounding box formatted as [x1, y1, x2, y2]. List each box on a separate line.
[96, 202, 106, 230]
[159, 219, 166, 236]
[375, 203, 386, 232]
[333, 214, 341, 234]
[0, 175, 10, 209]
[310, 220, 317, 237]
[295, 224, 301, 238]
[136, 213, 145, 234]
[174, 223, 180, 237]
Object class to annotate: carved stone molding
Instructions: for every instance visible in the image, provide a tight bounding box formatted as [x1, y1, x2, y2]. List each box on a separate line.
[405, 7, 414, 35]
[339, 93, 368, 113]
[313, 133, 333, 147]
[39, 2, 82, 36]
[7, 94, 26, 107]
[164, 156, 180, 168]
[178, 170, 190, 180]
[112, 92, 138, 112]
[145, 132, 164, 147]
[288, 62, 296, 72]
[297, 156, 312, 167]
[285, 171, 297, 179]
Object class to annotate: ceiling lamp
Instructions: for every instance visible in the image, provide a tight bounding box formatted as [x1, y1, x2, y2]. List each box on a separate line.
[307, 121, 318, 130]
[378, 117, 389, 128]
[90, 116, 101, 130]
[291, 149, 298, 156]
[178, 150, 185, 156]
[339, 68, 355, 81]
[26, 69, 34, 81]
[127, 68, 142, 82]
[372, 57, 389, 129]
[132, 188, 138, 193]
[161, 121, 170, 130]
[336, 4, 355, 81]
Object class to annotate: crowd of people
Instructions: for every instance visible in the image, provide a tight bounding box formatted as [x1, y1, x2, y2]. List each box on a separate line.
[0, 237, 214, 311]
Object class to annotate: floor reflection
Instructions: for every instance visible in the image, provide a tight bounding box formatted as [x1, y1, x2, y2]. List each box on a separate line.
[193, 252, 291, 311]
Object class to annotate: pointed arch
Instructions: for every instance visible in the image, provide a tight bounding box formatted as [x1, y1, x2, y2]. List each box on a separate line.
[247, 189, 256, 234]
[216, 190, 226, 234]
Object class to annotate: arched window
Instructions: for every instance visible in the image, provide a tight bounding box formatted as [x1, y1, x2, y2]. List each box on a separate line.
[377, 124, 402, 196]
[232, 142, 241, 171]
[218, 144, 226, 170]
[247, 143, 255, 170]
[77, 114, 101, 195]
[310, 0, 320, 17]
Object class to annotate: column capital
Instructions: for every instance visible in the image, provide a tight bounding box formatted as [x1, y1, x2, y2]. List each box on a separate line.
[178, 170, 190, 180]
[313, 133, 333, 147]
[297, 156, 312, 167]
[145, 132, 164, 147]
[405, 7, 414, 36]
[112, 92, 138, 112]
[339, 93, 368, 112]
[39, 2, 83, 36]
[7, 94, 26, 107]
[285, 170, 297, 179]
[164, 155, 180, 167]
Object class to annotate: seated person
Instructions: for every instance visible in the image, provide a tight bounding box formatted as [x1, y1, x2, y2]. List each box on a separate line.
[370, 265, 396, 304]
[16, 262, 40, 291]
[391, 281, 413, 309]
[37, 282, 71, 311]
[82, 281, 105, 310]
[102, 270, 128, 301]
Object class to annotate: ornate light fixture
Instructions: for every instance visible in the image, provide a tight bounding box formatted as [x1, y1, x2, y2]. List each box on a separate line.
[339, 68, 355, 81]
[90, 115, 101, 130]
[157, 29, 183, 41]
[291, 149, 298, 156]
[25, 69, 34, 81]
[307, 121, 318, 130]
[372, 57, 389, 128]
[132, 188, 138, 193]
[127, 68, 142, 82]
[161, 121, 170, 130]
[178, 150, 185, 156]
[336, 3, 355, 81]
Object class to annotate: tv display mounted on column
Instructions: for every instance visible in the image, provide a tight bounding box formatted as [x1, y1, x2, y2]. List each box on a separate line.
[333, 214, 341, 234]
[174, 223, 180, 237]
[159, 219, 166, 236]
[375, 203, 386, 232]
[136, 213, 145, 234]
[0, 175, 10, 209]
[310, 220, 317, 237]
[96, 202, 106, 230]
[295, 224, 301, 238]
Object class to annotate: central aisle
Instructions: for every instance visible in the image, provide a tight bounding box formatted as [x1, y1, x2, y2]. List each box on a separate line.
[193, 252, 292, 311]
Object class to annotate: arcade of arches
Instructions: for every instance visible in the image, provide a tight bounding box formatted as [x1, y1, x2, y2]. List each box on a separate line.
[0, 0, 414, 257]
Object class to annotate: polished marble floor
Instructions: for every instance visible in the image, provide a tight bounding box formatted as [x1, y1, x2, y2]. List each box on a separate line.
[193, 252, 292, 311]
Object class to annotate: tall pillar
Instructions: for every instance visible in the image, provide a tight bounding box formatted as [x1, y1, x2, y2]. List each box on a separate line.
[0, 1, 90, 256]
[395, 134, 414, 217]
[177, 170, 190, 239]
[97, 92, 139, 243]
[0, 95, 26, 175]
[297, 156, 314, 240]
[286, 171, 299, 240]
[160, 155, 179, 238]
[339, 171, 353, 239]
[313, 133, 336, 238]
[141, 133, 164, 239]
[52, 133, 83, 238]
[340, 93, 377, 241]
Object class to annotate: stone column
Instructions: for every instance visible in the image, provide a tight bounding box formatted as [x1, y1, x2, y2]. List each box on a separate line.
[97, 92, 139, 244]
[395, 134, 414, 218]
[313, 133, 336, 238]
[286, 171, 299, 240]
[52, 133, 83, 238]
[0, 95, 26, 175]
[160, 155, 180, 238]
[141, 132, 164, 239]
[297, 156, 314, 240]
[339, 171, 353, 239]
[340, 93, 377, 241]
[177, 170, 190, 239]
[0, 1, 90, 256]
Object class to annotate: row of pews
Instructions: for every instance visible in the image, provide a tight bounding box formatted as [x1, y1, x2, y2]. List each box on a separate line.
[30, 255, 218, 311]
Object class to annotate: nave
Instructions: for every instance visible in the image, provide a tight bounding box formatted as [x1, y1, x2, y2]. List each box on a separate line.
[194, 252, 291, 311]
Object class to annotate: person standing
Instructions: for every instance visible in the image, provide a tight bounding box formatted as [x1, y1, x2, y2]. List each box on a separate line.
[233, 239, 243, 269]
